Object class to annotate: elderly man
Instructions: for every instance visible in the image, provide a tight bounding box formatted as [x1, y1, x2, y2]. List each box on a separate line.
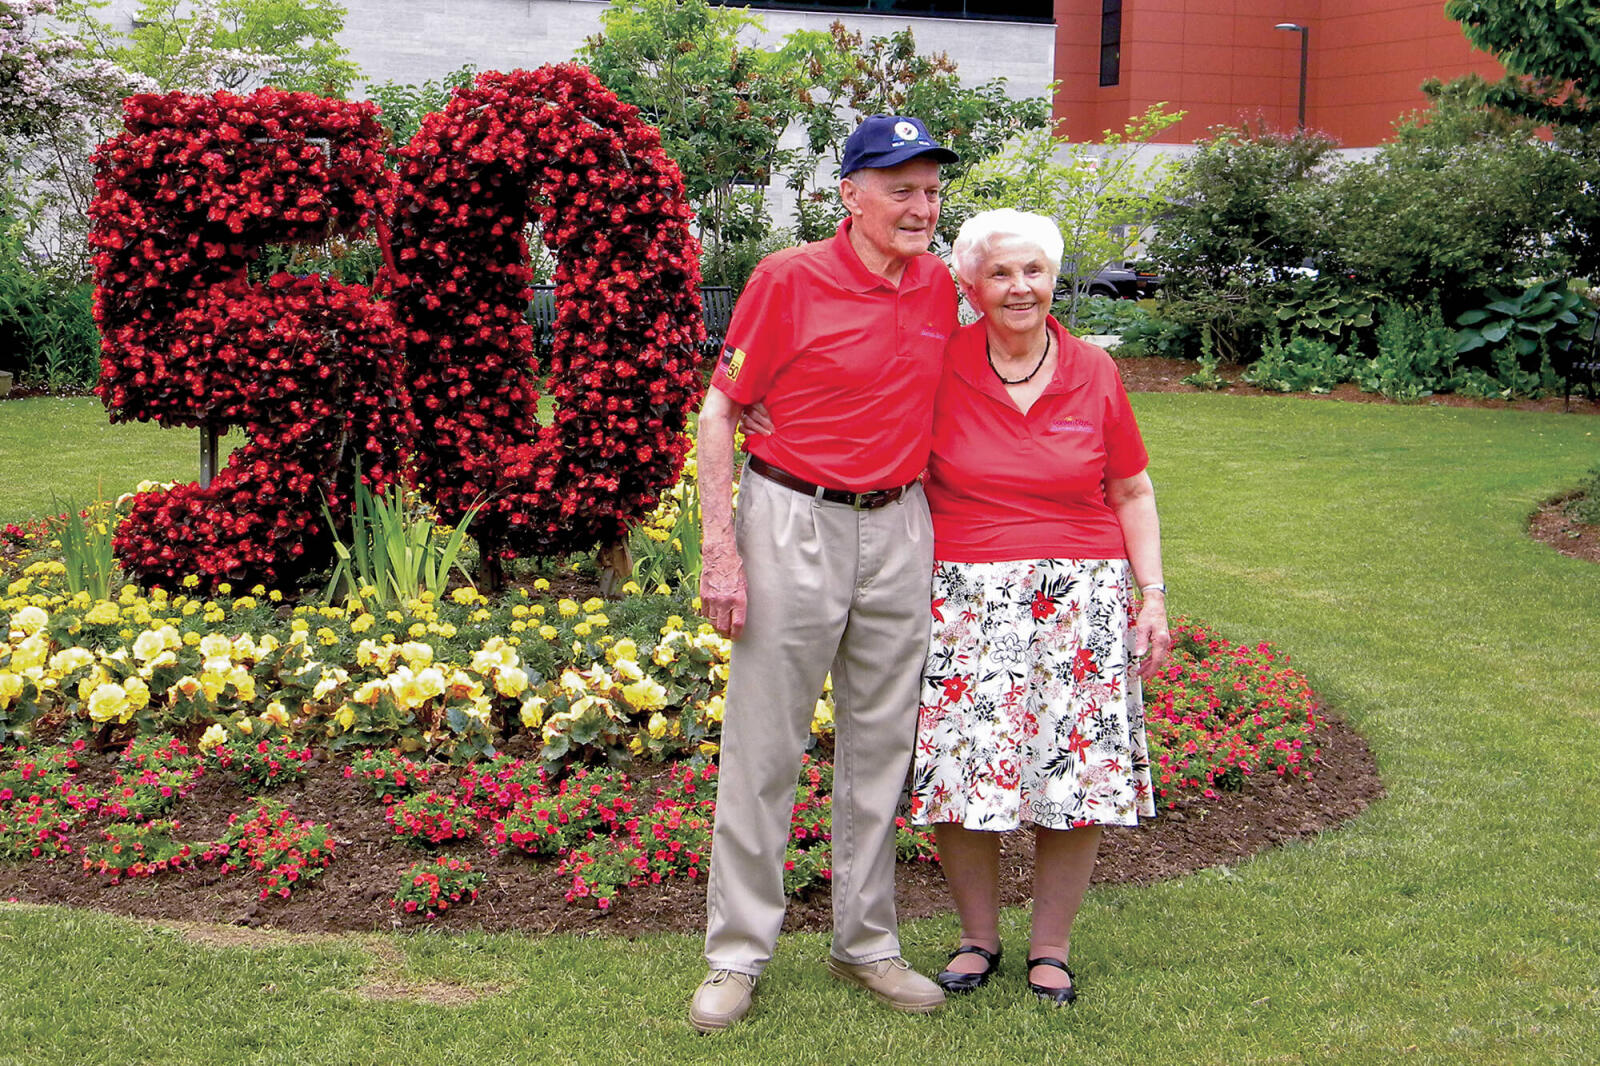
[689, 116, 960, 1032]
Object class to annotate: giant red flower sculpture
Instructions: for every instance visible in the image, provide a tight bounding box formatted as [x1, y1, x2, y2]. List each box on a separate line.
[386, 65, 704, 575]
[89, 89, 416, 590]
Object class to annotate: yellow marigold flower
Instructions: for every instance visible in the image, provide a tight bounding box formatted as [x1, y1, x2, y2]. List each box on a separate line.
[511, 604, 530, 619]
[202, 608, 225, 623]
[434, 623, 457, 639]
[268, 589, 283, 603]
[405, 623, 426, 638]
[581, 597, 604, 613]
[529, 604, 546, 617]
[181, 602, 199, 617]
[469, 609, 490, 623]
[557, 598, 580, 617]
[216, 583, 232, 596]
[662, 615, 684, 633]
[450, 586, 479, 606]
[7, 577, 33, 596]
[289, 618, 309, 633]
[510, 620, 528, 632]
[198, 723, 227, 750]
[316, 627, 339, 647]
[573, 622, 592, 637]
[87, 682, 131, 723]
[621, 581, 642, 596]
[585, 613, 610, 628]
[533, 578, 550, 592]
[250, 585, 266, 597]
[538, 625, 558, 641]
[181, 575, 200, 589]
[350, 614, 374, 634]
[622, 677, 668, 712]
[83, 601, 120, 626]
[386, 610, 403, 623]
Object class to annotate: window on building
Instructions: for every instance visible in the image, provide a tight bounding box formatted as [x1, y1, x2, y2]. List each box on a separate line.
[704, 2, 1053, 21]
[1100, 0, 1121, 87]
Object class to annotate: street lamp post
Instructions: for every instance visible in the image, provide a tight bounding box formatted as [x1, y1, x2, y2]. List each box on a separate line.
[1274, 22, 1309, 130]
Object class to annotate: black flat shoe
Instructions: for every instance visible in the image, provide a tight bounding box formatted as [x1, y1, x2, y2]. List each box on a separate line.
[1026, 956, 1077, 1005]
[935, 944, 1002, 993]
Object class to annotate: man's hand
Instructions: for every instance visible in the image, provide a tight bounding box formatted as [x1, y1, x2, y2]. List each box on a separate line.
[699, 546, 747, 639]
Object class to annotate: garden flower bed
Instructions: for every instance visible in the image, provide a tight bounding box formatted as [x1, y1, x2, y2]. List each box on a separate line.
[0, 501, 1381, 934]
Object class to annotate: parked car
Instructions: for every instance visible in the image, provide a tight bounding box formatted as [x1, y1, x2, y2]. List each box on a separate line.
[1057, 262, 1163, 300]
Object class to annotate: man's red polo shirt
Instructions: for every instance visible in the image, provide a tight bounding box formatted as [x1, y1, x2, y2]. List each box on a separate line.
[709, 218, 958, 491]
[926, 318, 1149, 562]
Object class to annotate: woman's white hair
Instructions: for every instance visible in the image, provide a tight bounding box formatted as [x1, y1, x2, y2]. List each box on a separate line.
[949, 208, 1064, 287]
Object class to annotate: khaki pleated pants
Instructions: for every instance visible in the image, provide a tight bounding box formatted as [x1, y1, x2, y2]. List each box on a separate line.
[703, 466, 935, 977]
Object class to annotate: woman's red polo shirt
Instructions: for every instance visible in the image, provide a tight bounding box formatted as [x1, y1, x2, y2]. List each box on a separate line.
[926, 318, 1149, 563]
[709, 218, 958, 492]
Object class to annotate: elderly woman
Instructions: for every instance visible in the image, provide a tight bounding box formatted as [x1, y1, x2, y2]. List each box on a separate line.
[912, 208, 1171, 1005]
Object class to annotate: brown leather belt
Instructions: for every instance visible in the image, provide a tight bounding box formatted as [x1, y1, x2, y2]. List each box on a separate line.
[747, 455, 912, 511]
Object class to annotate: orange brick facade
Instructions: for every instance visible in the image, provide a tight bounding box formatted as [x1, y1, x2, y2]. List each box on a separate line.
[1053, 0, 1506, 146]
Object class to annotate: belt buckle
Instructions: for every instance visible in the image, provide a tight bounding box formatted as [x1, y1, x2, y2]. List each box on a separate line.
[853, 489, 890, 511]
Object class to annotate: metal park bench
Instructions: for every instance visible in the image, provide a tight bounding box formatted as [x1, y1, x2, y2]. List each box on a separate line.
[528, 284, 736, 362]
[1563, 311, 1600, 410]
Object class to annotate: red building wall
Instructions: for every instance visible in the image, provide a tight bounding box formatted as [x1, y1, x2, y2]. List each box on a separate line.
[1053, 0, 1506, 146]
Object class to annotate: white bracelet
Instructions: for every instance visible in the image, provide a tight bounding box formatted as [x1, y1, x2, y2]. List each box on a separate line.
[1140, 583, 1166, 596]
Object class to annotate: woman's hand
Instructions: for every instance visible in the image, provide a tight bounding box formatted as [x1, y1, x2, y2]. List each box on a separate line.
[738, 402, 774, 437]
[1132, 592, 1171, 680]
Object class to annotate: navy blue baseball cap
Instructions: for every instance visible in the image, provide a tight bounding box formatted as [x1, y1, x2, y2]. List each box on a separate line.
[840, 115, 959, 178]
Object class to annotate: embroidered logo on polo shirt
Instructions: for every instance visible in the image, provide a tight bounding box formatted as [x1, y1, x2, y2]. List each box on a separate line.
[1048, 417, 1095, 434]
[719, 343, 746, 381]
[920, 325, 948, 340]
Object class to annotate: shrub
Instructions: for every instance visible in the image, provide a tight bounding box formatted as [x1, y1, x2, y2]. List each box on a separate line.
[1243, 333, 1354, 394]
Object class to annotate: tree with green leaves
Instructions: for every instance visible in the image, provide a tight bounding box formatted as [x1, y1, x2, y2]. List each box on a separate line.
[62, 0, 357, 96]
[1445, 0, 1600, 127]
[954, 104, 1184, 325]
[578, 0, 813, 272]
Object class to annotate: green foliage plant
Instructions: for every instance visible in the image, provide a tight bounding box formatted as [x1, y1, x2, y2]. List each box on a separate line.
[321, 476, 482, 608]
[1179, 327, 1229, 390]
[1359, 302, 1460, 402]
[1242, 332, 1353, 394]
[1063, 295, 1151, 336]
[49, 496, 118, 601]
[629, 472, 702, 593]
[1455, 278, 1589, 364]
[1447, 0, 1600, 127]
[1563, 465, 1600, 525]
[1275, 274, 1377, 346]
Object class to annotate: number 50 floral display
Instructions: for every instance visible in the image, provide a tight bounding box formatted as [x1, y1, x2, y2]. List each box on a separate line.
[89, 65, 705, 591]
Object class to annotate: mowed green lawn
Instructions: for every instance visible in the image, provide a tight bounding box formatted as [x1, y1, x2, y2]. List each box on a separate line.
[0, 393, 1596, 1065]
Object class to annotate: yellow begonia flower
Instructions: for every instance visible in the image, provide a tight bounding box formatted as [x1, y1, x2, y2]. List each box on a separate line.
[335, 704, 356, 730]
[49, 647, 95, 674]
[262, 701, 290, 727]
[170, 675, 202, 701]
[124, 676, 150, 711]
[199, 670, 228, 702]
[811, 699, 834, 732]
[11, 605, 48, 636]
[647, 711, 668, 739]
[232, 671, 257, 703]
[198, 633, 232, 661]
[399, 641, 434, 668]
[607, 637, 639, 665]
[83, 601, 120, 626]
[612, 657, 645, 683]
[652, 643, 677, 667]
[622, 677, 668, 712]
[311, 669, 348, 701]
[520, 694, 546, 728]
[351, 679, 385, 705]
[198, 723, 227, 750]
[10, 636, 48, 672]
[494, 666, 529, 699]
[698, 740, 720, 757]
[0, 673, 23, 707]
[702, 694, 725, 723]
[132, 629, 166, 662]
[238, 718, 254, 735]
[87, 682, 131, 723]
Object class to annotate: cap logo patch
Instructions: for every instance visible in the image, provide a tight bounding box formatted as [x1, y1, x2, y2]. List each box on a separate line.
[719, 343, 746, 381]
[893, 120, 920, 141]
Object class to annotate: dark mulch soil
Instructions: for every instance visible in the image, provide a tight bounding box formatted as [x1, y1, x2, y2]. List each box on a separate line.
[1528, 493, 1600, 564]
[0, 711, 1382, 938]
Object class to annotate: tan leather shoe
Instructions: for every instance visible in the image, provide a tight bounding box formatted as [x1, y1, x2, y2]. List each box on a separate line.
[826, 956, 945, 1013]
[689, 969, 756, 1032]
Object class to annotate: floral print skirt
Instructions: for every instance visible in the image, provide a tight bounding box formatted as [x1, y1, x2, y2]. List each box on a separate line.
[910, 557, 1155, 831]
